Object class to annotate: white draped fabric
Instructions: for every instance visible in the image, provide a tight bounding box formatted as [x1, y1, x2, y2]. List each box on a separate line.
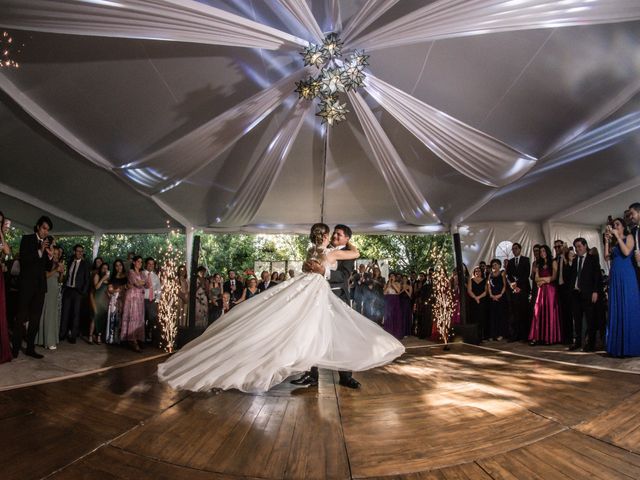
[214, 101, 310, 226]
[459, 222, 545, 270]
[366, 74, 537, 187]
[347, 91, 439, 225]
[341, 0, 398, 45]
[2, 0, 307, 50]
[277, 0, 325, 43]
[355, 0, 640, 50]
[125, 70, 308, 194]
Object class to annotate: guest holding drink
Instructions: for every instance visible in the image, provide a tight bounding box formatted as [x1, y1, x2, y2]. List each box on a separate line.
[604, 218, 640, 357]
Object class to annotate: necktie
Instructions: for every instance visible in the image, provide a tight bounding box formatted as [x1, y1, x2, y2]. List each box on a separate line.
[68, 260, 78, 288]
[148, 273, 154, 301]
[576, 256, 584, 290]
[515, 257, 519, 268]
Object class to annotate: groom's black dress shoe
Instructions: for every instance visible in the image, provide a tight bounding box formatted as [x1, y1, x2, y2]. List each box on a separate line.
[339, 378, 361, 389]
[290, 373, 318, 386]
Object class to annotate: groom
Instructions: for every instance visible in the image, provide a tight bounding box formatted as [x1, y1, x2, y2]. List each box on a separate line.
[291, 224, 361, 389]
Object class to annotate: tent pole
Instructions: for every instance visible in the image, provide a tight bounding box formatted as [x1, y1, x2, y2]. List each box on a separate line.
[320, 124, 328, 223]
[92, 233, 102, 260]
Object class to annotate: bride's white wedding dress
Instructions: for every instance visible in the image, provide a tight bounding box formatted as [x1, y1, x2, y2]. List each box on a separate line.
[157, 254, 405, 393]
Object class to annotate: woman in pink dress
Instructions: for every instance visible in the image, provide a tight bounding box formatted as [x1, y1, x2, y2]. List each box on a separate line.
[120, 256, 149, 352]
[529, 244, 561, 345]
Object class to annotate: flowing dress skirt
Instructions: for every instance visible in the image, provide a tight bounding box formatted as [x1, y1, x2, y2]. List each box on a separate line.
[158, 274, 404, 393]
[607, 248, 640, 357]
[529, 283, 562, 344]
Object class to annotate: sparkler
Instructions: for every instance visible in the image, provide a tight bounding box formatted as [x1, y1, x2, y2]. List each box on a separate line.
[158, 230, 181, 352]
[428, 249, 454, 348]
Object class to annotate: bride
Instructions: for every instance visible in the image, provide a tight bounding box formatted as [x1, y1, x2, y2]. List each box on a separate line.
[157, 223, 405, 393]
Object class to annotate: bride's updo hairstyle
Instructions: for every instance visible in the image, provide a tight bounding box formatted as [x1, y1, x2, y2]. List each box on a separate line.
[309, 223, 330, 247]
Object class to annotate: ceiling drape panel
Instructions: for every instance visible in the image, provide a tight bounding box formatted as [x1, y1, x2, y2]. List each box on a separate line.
[347, 91, 440, 225]
[366, 74, 537, 187]
[277, 0, 325, 43]
[214, 101, 310, 226]
[340, 0, 398, 45]
[0, 72, 114, 170]
[123, 69, 308, 194]
[355, 0, 640, 51]
[2, 0, 307, 49]
[537, 112, 640, 174]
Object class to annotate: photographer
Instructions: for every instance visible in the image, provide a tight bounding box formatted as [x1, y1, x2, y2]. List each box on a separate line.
[603, 217, 640, 357]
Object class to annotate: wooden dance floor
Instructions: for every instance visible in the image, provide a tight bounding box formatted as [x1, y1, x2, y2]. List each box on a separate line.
[2, 343, 640, 480]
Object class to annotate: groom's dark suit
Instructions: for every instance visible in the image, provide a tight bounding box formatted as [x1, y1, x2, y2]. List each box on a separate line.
[308, 245, 355, 383]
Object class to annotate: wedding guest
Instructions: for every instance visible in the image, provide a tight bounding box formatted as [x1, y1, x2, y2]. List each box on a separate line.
[553, 240, 573, 344]
[194, 266, 209, 328]
[144, 257, 162, 344]
[352, 264, 368, 314]
[529, 245, 561, 345]
[288, 269, 295, 279]
[258, 270, 273, 292]
[121, 255, 149, 352]
[604, 218, 640, 356]
[13, 216, 54, 359]
[270, 271, 280, 284]
[60, 244, 90, 344]
[568, 238, 601, 351]
[414, 274, 433, 338]
[278, 272, 286, 282]
[590, 246, 607, 347]
[177, 265, 189, 327]
[106, 259, 127, 344]
[235, 277, 259, 304]
[224, 269, 243, 301]
[220, 291, 233, 316]
[479, 261, 488, 279]
[506, 243, 531, 341]
[487, 259, 508, 341]
[88, 262, 110, 345]
[399, 274, 413, 337]
[467, 266, 488, 340]
[383, 273, 403, 339]
[207, 272, 223, 323]
[627, 203, 640, 286]
[0, 211, 12, 363]
[35, 246, 64, 350]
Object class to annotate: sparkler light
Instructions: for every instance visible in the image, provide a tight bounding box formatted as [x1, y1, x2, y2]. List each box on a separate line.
[295, 33, 368, 126]
[158, 231, 181, 352]
[428, 249, 454, 347]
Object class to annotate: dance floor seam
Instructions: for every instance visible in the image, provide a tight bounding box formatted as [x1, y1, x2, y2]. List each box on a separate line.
[4, 343, 640, 480]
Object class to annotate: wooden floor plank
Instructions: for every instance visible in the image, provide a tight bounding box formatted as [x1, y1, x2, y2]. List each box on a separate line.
[4, 343, 640, 480]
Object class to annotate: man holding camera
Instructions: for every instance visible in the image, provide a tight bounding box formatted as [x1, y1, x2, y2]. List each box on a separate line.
[12, 216, 54, 358]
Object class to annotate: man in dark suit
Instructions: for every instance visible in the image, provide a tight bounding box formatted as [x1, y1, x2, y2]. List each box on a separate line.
[257, 270, 274, 293]
[59, 244, 90, 343]
[506, 242, 531, 341]
[292, 224, 360, 389]
[628, 203, 640, 286]
[12, 216, 54, 358]
[567, 237, 601, 351]
[223, 270, 243, 301]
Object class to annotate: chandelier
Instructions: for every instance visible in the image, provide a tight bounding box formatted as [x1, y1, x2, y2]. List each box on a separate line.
[295, 33, 368, 126]
[0, 31, 21, 68]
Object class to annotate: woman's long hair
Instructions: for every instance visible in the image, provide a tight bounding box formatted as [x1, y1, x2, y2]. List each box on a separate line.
[309, 223, 330, 246]
[537, 245, 553, 271]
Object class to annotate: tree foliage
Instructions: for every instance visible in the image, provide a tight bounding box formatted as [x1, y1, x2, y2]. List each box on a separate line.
[3, 224, 454, 275]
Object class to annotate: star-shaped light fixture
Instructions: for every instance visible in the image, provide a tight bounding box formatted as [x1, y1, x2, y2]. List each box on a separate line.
[1, 31, 21, 68]
[295, 33, 368, 126]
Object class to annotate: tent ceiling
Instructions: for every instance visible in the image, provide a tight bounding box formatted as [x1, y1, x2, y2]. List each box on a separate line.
[1, 1, 639, 234]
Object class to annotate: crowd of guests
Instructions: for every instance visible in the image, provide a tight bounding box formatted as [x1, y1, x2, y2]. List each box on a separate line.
[466, 203, 640, 357]
[349, 265, 459, 341]
[0, 213, 301, 363]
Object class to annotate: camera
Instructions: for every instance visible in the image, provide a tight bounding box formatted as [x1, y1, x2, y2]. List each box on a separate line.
[45, 235, 54, 245]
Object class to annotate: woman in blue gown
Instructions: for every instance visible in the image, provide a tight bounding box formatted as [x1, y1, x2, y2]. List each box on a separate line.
[604, 218, 640, 357]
